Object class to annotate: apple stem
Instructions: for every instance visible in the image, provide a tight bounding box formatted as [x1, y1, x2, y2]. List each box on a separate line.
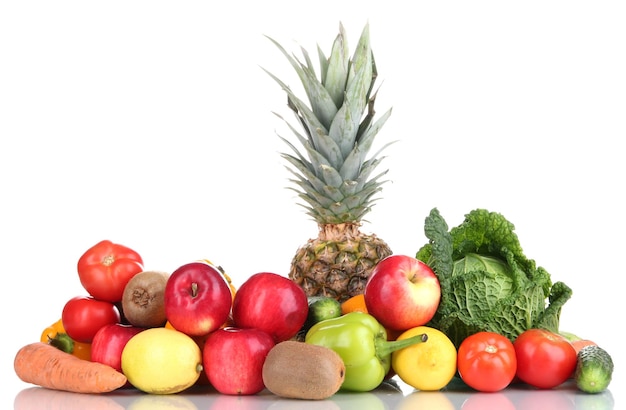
[191, 282, 198, 297]
[376, 333, 428, 358]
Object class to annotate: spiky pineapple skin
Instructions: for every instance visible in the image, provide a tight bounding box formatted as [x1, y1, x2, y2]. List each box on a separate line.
[289, 223, 392, 302]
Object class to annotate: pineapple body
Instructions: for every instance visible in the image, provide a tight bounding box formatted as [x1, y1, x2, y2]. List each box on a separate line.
[289, 223, 392, 302]
[266, 23, 393, 302]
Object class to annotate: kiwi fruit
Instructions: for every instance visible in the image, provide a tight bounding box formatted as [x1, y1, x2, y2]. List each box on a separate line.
[262, 340, 345, 400]
[122, 270, 169, 328]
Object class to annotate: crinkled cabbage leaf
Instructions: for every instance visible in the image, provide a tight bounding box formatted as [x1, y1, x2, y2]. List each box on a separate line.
[416, 208, 572, 348]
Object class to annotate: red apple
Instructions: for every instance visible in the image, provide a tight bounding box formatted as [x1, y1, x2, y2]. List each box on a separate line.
[232, 272, 308, 342]
[91, 323, 144, 374]
[203, 327, 275, 395]
[164, 262, 232, 337]
[364, 254, 441, 331]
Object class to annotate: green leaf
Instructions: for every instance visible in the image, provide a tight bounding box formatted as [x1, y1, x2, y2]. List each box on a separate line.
[535, 281, 573, 333]
[264, 36, 337, 128]
[314, 128, 344, 170]
[420, 208, 454, 278]
[319, 164, 343, 188]
[324, 23, 349, 108]
[344, 23, 373, 123]
[329, 97, 359, 159]
[281, 153, 325, 195]
[262, 67, 329, 149]
[357, 107, 393, 156]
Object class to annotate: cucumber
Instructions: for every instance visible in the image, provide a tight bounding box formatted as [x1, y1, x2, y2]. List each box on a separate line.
[305, 296, 342, 328]
[293, 296, 342, 341]
[574, 345, 614, 393]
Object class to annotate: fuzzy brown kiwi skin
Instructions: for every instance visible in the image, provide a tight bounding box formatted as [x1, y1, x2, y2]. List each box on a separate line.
[121, 271, 169, 328]
[262, 341, 346, 400]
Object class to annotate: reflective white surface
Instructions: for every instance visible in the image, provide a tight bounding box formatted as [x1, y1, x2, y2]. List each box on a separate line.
[11, 378, 616, 410]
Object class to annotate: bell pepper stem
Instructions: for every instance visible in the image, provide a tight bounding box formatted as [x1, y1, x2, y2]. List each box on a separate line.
[48, 333, 76, 354]
[376, 333, 428, 358]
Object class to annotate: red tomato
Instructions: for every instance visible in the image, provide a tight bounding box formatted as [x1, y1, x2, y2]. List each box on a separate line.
[457, 331, 517, 392]
[62, 296, 121, 343]
[513, 329, 577, 389]
[77, 240, 144, 302]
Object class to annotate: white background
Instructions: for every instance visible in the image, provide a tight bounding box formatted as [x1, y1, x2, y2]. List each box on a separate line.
[1, 1, 624, 408]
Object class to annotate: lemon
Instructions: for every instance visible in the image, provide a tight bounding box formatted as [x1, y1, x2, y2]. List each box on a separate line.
[121, 327, 203, 394]
[391, 326, 457, 391]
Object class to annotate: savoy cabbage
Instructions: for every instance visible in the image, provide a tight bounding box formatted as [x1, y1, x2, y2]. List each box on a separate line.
[416, 208, 572, 348]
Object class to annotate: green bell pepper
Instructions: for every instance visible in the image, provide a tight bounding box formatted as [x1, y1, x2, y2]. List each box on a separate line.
[305, 312, 428, 392]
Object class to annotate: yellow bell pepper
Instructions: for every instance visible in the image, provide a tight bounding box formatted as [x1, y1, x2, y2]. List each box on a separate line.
[41, 319, 92, 361]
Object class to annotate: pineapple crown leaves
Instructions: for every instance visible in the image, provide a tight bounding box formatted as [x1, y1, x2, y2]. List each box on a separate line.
[264, 22, 394, 225]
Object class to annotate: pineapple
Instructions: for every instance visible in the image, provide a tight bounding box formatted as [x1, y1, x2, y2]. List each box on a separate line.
[265, 23, 393, 302]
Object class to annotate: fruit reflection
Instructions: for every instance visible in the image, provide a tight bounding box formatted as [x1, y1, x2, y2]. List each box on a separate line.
[126, 394, 198, 410]
[461, 391, 515, 410]
[395, 390, 455, 410]
[330, 391, 386, 410]
[511, 383, 575, 410]
[209, 392, 273, 410]
[14, 387, 124, 410]
[267, 397, 341, 410]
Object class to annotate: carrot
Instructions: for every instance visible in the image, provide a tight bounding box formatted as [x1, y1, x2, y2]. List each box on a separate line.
[14, 342, 127, 393]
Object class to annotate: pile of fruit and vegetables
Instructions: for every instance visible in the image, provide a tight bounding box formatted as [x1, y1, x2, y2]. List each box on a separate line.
[14, 23, 613, 399]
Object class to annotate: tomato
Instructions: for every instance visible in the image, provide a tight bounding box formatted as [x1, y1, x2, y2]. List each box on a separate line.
[62, 296, 121, 343]
[457, 331, 517, 392]
[513, 328, 577, 389]
[77, 239, 144, 302]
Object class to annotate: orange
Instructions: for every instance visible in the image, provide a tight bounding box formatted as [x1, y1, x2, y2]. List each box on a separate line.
[341, 294, 368, 315]
[164, 321, 176, 330]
